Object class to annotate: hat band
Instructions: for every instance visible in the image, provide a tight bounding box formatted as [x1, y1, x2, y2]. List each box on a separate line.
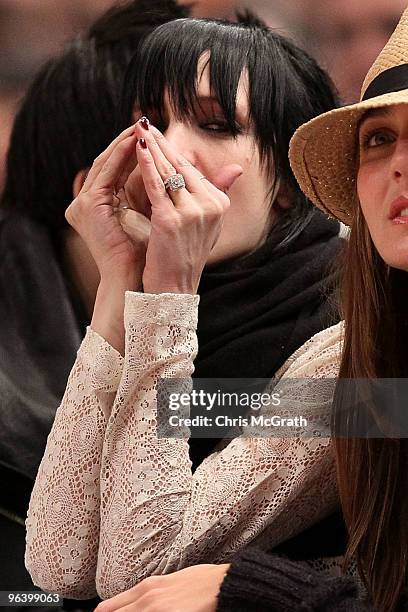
[362, 63, 408, 100]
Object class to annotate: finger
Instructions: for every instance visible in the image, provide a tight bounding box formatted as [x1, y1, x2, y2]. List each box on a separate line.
[147, 125, 206, 194]
[135, 139, 176, 213]
[118, 209, 151, 246]
[149, 124, 243, 196]
[82, 124, 136, 191]
[134, 121, 190, 207]
[134, 119, 178, 185]
[91, 135, 137, 191]
[115, 146, 138, 193]
[124, 164, 152, 217]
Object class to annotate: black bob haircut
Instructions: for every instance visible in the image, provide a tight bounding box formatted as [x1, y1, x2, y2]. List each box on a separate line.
[0, 0, 190, 231]
[119, 14, 340, 247]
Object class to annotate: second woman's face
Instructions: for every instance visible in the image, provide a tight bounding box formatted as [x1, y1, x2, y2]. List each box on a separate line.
[142, 62, 282, 265]
[357, 103, 408, 271]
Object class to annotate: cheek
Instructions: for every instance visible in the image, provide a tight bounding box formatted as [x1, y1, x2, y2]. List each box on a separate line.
[356, 163, 383, 230]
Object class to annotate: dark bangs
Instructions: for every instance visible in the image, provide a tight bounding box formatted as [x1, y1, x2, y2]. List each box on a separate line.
[120, 15, 340, 247]
[121, 19, 256, 140]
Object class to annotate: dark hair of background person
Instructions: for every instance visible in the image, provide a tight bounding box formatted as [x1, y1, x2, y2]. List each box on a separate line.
[333, 203, 408, 611]
[118, 14, 340, 251]
[0, 0, 190, 232]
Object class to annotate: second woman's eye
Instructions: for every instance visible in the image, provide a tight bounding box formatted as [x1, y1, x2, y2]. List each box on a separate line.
[361, 129, 395, 149]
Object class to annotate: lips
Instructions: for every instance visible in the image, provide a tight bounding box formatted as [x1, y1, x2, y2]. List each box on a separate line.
[389, 195, 408, 222]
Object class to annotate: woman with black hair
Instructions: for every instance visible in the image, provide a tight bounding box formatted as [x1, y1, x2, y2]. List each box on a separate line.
[25, 16, 344, 601]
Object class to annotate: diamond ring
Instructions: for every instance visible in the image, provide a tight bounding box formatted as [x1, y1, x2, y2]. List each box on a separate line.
[164, 173, 186, 192]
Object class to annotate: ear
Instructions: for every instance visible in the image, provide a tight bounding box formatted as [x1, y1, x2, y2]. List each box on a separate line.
[274, 178, 292, 210]
[72, 168, 89, 198]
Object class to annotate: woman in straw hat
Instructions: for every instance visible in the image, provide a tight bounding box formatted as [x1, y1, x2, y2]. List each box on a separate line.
[288, 10, 408, 611]
[104, 8, 408, 612]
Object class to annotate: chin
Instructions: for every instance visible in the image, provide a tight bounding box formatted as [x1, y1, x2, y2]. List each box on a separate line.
[373, 232, 408, 272]
[378, 249, 408, 272]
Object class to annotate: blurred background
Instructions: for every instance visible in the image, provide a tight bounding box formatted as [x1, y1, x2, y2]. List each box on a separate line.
[1, 0, 406, 192]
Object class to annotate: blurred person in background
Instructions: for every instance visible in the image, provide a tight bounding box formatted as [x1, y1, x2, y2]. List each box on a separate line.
[299, 0, 407, 103]
[0, 0, 188, 607]
[0, 0, 121, 194]
[178, 0, 236, 19]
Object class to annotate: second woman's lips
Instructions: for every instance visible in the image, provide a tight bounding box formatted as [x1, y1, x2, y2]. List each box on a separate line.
[389, 195, 408, 220]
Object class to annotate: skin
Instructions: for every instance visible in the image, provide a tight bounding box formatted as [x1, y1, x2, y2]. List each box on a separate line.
[94, 564, 230, 612]
[357, 103, 408, 271]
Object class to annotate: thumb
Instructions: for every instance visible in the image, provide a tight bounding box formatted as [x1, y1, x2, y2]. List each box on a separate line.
[211, 164, 243, 193]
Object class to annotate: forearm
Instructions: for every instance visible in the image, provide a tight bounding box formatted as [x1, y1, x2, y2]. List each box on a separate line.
[25, 329, 124, 598]
[96, 291, 199, 597]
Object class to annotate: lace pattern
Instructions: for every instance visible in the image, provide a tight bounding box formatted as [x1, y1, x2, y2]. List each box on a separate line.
[25, 292, 343, 599]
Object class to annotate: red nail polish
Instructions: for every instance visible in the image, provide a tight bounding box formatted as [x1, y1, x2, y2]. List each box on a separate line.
[140, 138, 147, 149]
[140, 117, 150, 130]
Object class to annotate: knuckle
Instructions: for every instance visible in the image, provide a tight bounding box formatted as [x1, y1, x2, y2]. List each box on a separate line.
[183, 207, 203, 225]
[175, 155, 191, 167]
[148, 177, 166, 193]
[161, 164, 176, 178]
[145, 587, 165, 602]
[206, 198, 225, 218]
[100, 161, 110, 175]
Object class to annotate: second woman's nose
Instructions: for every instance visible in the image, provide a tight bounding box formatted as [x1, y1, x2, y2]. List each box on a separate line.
[390, 140, 408, 181]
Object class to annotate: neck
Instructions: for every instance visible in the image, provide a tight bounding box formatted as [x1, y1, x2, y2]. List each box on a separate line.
[62, 228, 100, 320]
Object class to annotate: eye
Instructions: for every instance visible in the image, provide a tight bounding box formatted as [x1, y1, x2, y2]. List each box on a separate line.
[361, 128, 395, 149]
[199, 119, 243, 136]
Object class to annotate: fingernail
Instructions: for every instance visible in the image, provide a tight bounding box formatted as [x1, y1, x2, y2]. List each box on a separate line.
[140, 138, 147, 149]
[140, 116, 150, 130]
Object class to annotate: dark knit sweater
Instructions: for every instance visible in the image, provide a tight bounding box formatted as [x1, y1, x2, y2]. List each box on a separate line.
[217, 549, 374, 612]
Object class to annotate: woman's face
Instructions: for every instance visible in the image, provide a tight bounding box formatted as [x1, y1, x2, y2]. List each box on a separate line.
[357, 103, 408, 271]
[141, 59, 285, 265]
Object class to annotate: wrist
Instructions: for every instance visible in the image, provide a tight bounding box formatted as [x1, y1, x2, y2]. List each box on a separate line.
[143, 276, 198, 295]
[91, 269, 141, 354]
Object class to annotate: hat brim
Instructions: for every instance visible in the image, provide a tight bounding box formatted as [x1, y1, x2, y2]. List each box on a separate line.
[289, 89, 408, 226]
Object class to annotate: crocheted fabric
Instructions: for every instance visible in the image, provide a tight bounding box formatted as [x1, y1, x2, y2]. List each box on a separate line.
[25, 292, 343, 599]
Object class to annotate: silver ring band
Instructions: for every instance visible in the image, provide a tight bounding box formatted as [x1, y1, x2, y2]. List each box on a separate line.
[164, 173, 186, 192]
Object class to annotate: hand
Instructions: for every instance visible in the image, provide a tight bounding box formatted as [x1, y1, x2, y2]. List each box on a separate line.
[65, 125, 150, 352]
[95, 564, 230, 612]
[65, 124, 148, 280]
[133, 118, 243, 294]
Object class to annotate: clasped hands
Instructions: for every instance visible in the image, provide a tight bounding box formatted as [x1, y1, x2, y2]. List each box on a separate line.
[65, 117, 243, 296]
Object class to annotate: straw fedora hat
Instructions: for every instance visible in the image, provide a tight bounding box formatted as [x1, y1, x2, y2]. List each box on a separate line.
[289, 7, 408, 226]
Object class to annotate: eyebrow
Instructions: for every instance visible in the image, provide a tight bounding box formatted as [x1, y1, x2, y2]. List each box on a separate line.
[195, 95, 247, 120]
[358, 107, 393, 129]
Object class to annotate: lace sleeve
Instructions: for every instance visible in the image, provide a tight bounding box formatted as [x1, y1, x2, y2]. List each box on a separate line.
[25, 328, 124, 599]
[95, 292, 343, 599]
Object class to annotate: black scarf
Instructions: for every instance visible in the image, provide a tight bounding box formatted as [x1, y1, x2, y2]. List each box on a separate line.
[195, 210, 342, 378]
[190, 210, 343, 468]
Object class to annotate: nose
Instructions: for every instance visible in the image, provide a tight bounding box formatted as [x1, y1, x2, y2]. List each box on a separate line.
[391, 140, 408, 181]
[163, 121, 198, 167]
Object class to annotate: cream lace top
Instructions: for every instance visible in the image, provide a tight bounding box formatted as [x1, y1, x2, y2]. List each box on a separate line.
[25, 292, 343, 600]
